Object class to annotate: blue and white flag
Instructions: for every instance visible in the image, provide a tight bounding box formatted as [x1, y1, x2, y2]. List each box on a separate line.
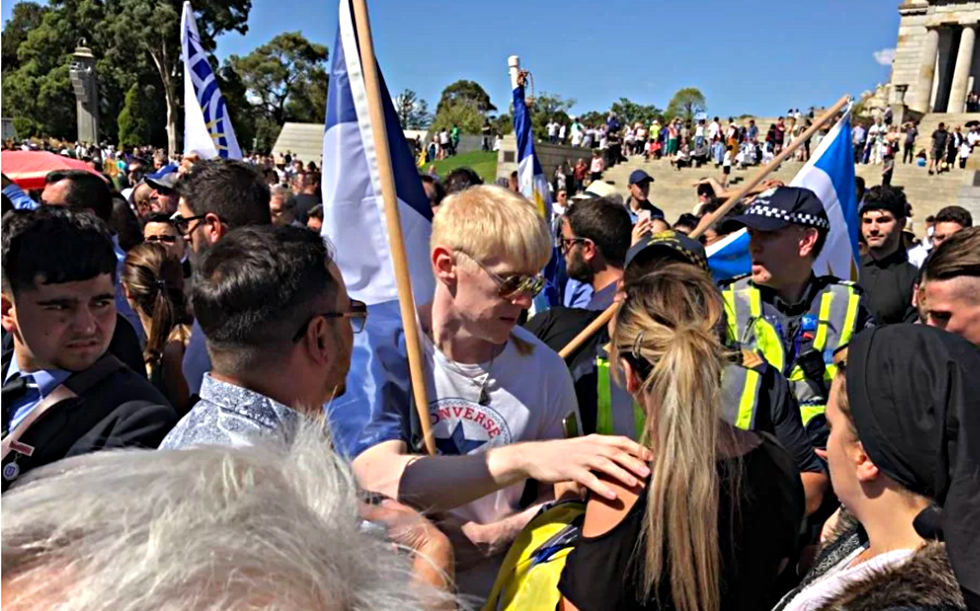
[514, 82, 565, 311]
[705, 229, 751, 282]
[181, 1, 242, 159]
[513, 84, 551, 219]
[789, 107, 860, 280]
[707, 108, 860, 281]
[321, 0, 434, 458]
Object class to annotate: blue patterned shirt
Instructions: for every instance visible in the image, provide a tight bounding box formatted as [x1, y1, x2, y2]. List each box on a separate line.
[159, 374, 300, 449]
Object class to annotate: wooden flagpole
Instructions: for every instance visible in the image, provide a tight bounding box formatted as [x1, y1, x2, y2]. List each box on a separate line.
[558, 94, 851, 359]
[352, 0, 436, 455]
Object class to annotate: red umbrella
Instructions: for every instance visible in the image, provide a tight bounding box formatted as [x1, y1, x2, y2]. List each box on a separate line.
[1, 150, 104, 191]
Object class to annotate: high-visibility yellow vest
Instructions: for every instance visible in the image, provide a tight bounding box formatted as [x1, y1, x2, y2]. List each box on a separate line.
[595, 352, 763, 439]
[722, 277, 861, 427]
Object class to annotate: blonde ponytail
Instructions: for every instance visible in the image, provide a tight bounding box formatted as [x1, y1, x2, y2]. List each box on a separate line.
[611, 262, 728, 611]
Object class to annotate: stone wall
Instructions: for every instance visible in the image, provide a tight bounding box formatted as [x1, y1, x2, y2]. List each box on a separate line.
[495, 135, 595, 183]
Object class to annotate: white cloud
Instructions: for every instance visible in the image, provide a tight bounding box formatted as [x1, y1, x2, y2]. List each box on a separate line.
[874, 48, 896, 66]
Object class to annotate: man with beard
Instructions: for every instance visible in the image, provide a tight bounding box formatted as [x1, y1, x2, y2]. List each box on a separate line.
[173, 160, 271, 400]
[160, 226, 355, 448]
[144, 167, 180, 216]
[559, 197, 632, 311]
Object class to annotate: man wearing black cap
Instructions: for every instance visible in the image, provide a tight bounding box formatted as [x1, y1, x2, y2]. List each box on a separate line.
[144, 167, 179, 216]
[624, 169, 664, 225]
[722, 186, 874, 449]
[858, 186, 918, 325]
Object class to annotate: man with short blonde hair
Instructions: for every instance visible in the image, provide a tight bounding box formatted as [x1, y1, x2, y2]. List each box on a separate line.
[331, 185, 653, 603]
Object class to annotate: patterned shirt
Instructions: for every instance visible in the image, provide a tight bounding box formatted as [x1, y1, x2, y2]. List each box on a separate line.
[159, 374, 300, 449]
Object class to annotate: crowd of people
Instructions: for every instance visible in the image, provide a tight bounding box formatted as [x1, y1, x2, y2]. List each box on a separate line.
[1, 133, 979, 611]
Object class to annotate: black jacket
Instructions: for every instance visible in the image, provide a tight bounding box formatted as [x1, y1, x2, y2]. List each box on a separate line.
[860, 247, 919, 326]
[1, 349, 177, 492]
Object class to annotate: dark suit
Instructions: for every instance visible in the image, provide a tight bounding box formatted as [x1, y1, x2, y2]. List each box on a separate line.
[1, 349, 177, 492]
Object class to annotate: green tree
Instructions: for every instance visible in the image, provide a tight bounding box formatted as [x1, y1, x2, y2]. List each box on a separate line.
[530, 91, 575, 140]
[435, 80, 496, 115]
[394, 89, 432, 129]
[666, 87, 707, 124]
[101, 0, 252, 154]
[1, 2, 47, 72]
[490, 113, 512, 136]
[430, 99, 485, 134]
[610, 97, 663, 127]
[577, 110, 606, 127]
[229, 32, 329, 126]
[118, 83, 152, 147]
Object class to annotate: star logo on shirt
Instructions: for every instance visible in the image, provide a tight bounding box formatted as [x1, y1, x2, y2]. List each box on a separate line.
[435, 421, 487, 455]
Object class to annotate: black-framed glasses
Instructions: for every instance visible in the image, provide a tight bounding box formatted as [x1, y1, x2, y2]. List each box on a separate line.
[292, 298, 368, 341]
[169, 212, 209, 236]
[455, 250, 545, 300]
[558, 236, 590, 255]
[145, 234, 178, 244]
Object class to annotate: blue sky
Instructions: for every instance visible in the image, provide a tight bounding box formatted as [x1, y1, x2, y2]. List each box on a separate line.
[3, 0, 900, 117]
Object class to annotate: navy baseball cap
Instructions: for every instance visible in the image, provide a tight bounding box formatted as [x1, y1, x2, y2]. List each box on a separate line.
[625, 229, 709, 274]
[730, 186, 830, 232]
[628, 169, 654, 185]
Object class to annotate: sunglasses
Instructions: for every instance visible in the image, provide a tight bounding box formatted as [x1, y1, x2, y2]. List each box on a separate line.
[145, 234, 178, 244]
[558, 236, 590, 255]
[292, 298, 368, 341]
[455, 250, 545, 300]
[170, 212, 210, 236]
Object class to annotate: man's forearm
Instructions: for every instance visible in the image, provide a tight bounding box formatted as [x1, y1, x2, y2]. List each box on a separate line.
[462, 501, 547, 557]
[352, 441, 531, 513]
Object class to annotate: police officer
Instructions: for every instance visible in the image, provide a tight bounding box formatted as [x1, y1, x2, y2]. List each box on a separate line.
[724, 186, 875, 449]
[624, 230, 827, 516]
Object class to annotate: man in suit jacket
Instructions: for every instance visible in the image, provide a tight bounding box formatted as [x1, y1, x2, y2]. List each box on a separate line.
[0, 208, 176, 491]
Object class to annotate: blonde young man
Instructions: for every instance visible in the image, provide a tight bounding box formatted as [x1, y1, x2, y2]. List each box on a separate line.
[332, 185, 652, 602]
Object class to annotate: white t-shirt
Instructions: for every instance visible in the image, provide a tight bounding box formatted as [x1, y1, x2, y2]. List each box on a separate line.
[559, 124, 567, 138]
[423, 326, 579, 599]
[708, 121, 721, 140]
[547, 122, 558, 136]
[696, 125, 705, 137]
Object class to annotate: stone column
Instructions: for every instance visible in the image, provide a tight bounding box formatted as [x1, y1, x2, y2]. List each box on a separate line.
[911, 27, 941, 114]
[949, 25, 977, 114]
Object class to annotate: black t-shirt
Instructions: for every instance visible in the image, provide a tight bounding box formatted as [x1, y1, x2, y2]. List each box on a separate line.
[289, 192, 322, 224]
[748, 361, 824, 474]
[859, 248, 918, 326]
[933, 129, 948, 151]
[558, 434, 804, 610]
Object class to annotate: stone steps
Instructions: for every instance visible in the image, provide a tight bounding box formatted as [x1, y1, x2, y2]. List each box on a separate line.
[596, 154, 970, 235]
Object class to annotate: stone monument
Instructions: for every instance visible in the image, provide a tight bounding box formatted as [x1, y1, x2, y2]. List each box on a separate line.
[890, 1, 980, 114]
[69, 41, 99, 145]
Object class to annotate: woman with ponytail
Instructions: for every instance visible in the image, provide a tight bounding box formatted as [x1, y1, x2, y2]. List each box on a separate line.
[121, 242, 191, 412]
[558, 262, 804, 611]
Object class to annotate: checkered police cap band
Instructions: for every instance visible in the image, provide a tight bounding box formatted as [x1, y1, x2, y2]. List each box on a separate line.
[744, 203, 830, 230]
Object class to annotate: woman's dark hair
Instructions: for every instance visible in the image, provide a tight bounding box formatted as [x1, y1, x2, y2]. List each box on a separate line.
[122, 243, 187, 369]
[444, 167, 484, 195]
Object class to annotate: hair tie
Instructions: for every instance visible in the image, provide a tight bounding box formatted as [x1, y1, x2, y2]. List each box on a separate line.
[631, 331, 644, 359]
[155, 279, 167, 293]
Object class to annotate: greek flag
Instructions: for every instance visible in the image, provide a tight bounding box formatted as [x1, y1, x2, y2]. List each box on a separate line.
[321, 0, 434, 458]
[514, 82, 565, 311]
[181, 1, 242, 159]
[708, 109, 859, 281]
[513, 84, 550, 219]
